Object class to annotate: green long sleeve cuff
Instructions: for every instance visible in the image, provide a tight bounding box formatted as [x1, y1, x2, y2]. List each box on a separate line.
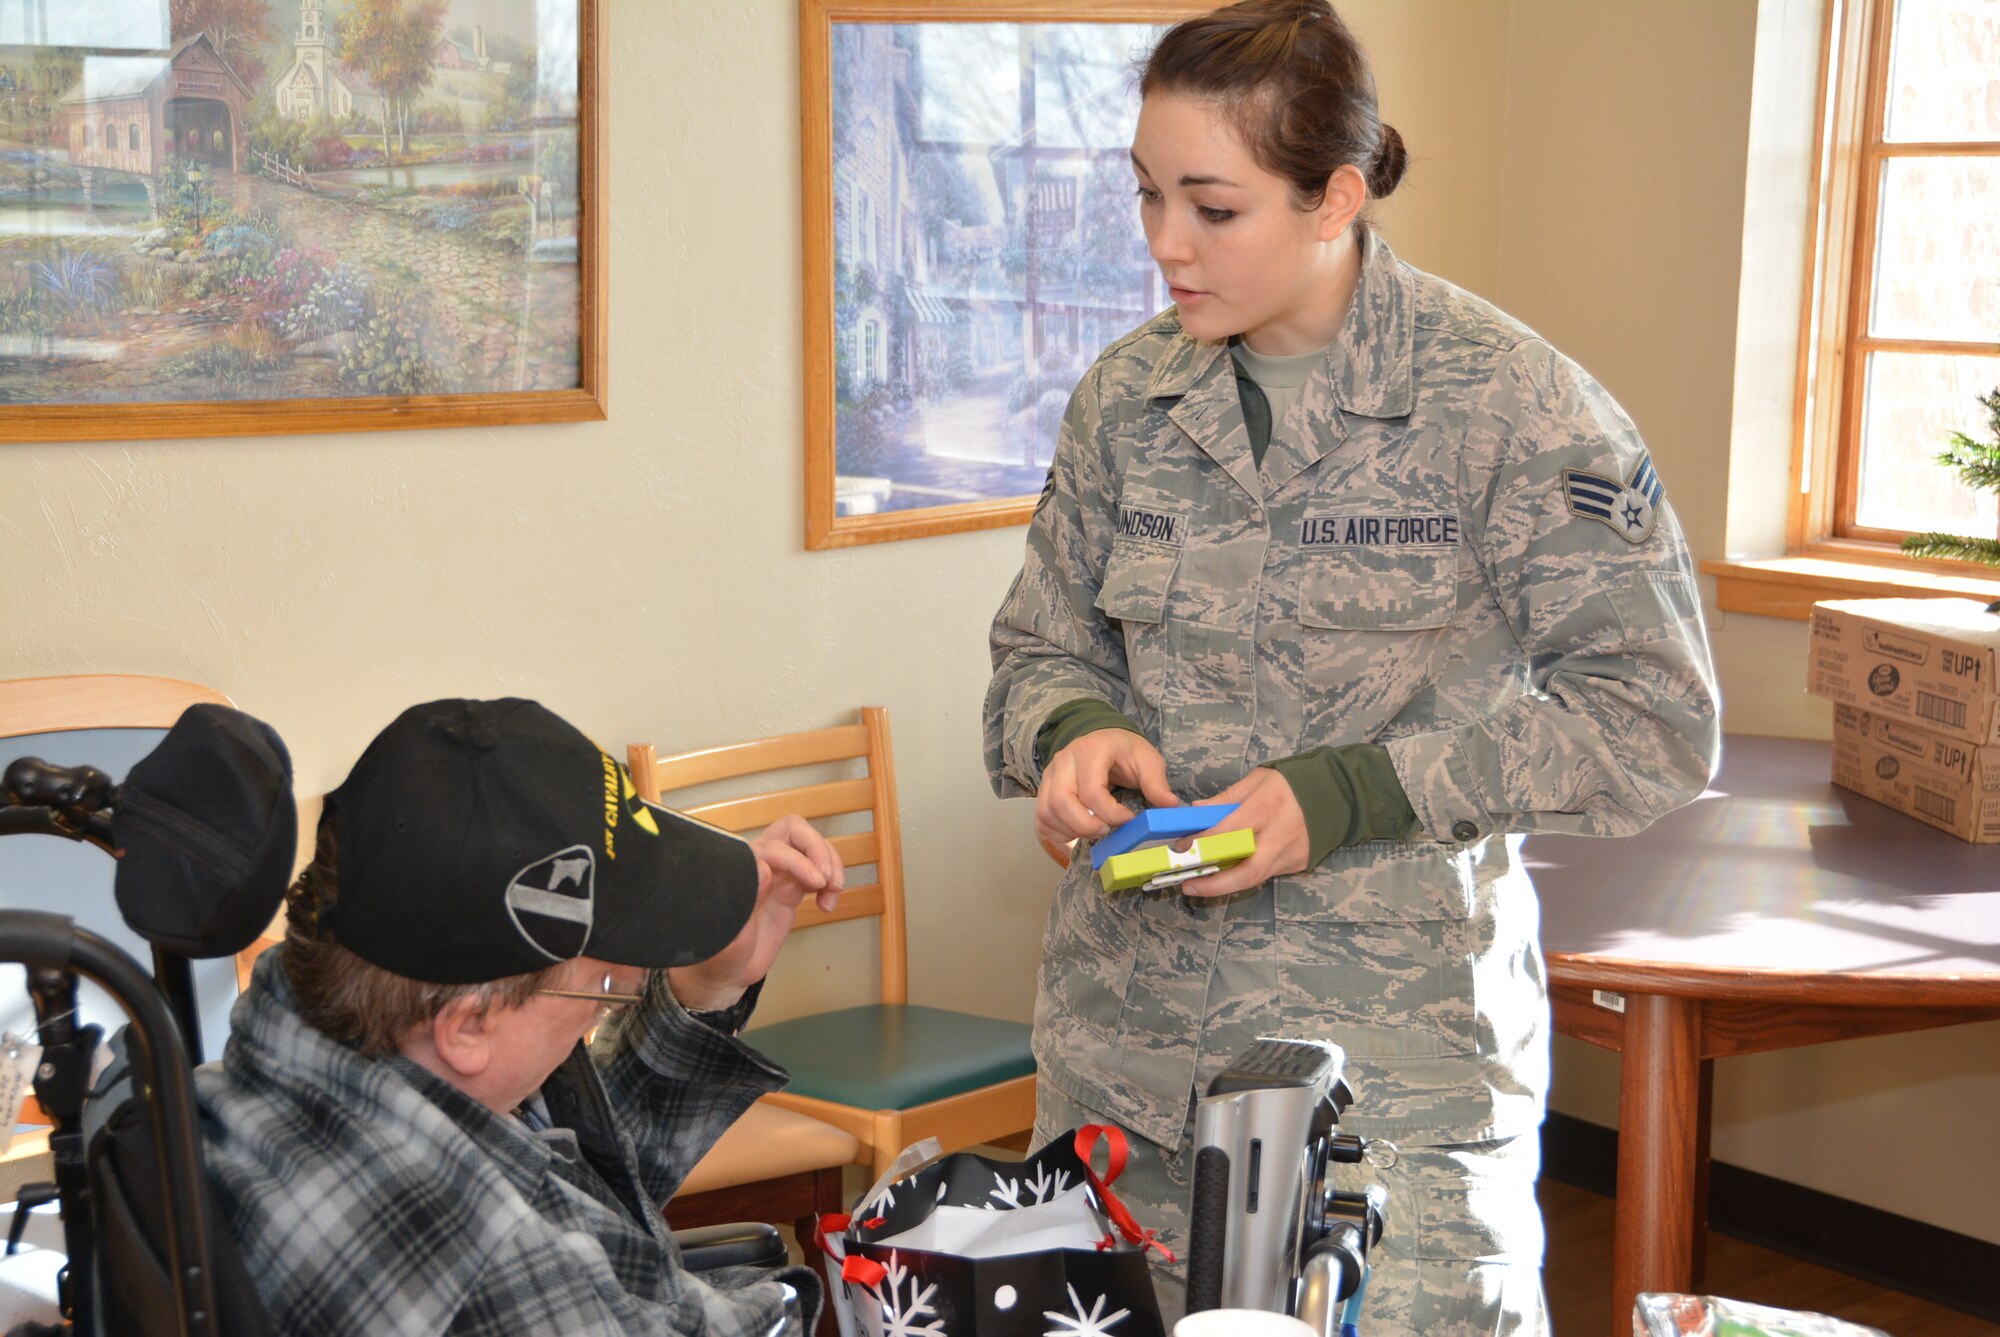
[1266, 743, 1421, 868]
[1033, 698, 1145, 770]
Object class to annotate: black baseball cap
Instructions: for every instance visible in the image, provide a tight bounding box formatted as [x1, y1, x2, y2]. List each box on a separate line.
[322, 698, 758, 985]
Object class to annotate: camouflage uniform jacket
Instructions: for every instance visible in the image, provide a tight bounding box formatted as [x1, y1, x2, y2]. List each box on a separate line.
[984, 231, 1720, 1148]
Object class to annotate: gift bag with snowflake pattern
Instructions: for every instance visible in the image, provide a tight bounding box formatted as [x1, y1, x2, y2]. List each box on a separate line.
[827, 1127, 1167, 1337]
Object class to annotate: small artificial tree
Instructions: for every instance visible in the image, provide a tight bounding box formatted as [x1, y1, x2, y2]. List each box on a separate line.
[1900, 388, 2000, 567]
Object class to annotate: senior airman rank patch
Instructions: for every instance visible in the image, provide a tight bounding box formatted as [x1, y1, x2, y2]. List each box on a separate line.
[1562, 455, 1664, 544]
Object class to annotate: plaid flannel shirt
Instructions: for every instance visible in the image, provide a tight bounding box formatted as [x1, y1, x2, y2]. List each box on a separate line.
[196, 953, 816, 1336]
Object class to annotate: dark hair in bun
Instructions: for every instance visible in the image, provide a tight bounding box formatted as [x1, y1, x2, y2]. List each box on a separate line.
[1368, 123, 1407, 198]
[1142, 0, 1408, 207]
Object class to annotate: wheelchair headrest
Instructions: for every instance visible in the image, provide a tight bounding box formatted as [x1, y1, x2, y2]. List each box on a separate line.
[112, 704, 296, 959]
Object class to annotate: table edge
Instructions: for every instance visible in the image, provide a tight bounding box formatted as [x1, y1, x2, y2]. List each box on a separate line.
[1546, 953, 2000, 1005]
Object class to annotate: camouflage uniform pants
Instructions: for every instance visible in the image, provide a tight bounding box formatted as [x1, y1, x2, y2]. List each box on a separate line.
[1032, 1083, 1550, 1336]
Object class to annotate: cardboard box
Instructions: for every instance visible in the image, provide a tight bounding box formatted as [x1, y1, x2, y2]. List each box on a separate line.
[1807, 598, 2000, 744]
[1830, 703, 2000, 842]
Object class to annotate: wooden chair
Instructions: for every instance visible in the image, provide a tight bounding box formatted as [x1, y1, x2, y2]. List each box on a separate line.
[0, 674, 240, 1187]
[629, 706, 1037, 1182]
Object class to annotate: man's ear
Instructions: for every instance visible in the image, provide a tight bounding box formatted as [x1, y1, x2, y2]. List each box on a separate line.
[428, 991, 495, 1079]
[1317, 163, 1368, 241]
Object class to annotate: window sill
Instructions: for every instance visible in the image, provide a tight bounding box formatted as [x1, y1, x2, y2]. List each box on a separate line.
[1702, 553, 2000, 621]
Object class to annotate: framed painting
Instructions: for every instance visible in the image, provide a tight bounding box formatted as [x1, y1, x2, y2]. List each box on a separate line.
[801, 0, 1215, 549]
[0, 0, 604, 441]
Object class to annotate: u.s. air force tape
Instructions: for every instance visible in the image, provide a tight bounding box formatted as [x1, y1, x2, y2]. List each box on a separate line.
[1300, 513, 1460, 548]
[1563, 455, 1664, 544]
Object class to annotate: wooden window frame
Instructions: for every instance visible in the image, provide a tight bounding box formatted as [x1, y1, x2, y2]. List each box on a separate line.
[1706, 0, 2000, 617]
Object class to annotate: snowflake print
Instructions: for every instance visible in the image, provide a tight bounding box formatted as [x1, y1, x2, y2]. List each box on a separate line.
[876, 1252, 948, 1337]
[987, 1163, 1074, 1209]
[1023, 1163, 1073, 1204]
[1042, 1282, 1129, 1336]
[863, 1178, 901, 1216]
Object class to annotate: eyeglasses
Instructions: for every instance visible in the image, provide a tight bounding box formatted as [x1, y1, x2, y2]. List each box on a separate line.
[537, 972, 646, 1020]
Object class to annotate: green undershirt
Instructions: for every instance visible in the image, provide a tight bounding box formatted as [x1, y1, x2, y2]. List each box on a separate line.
[1230, 338, 1325, 468]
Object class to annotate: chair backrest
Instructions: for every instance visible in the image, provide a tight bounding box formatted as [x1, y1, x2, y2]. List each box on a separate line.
[0, 675, 232, 741]
[628, 706, 907, 1005]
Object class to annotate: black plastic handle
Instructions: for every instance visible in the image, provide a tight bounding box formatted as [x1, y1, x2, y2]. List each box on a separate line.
[1185, 1144, 1231, 1314]
[1, 754, 119, 851]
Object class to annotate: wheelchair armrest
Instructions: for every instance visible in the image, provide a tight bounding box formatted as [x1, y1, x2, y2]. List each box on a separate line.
[673, 1221, 788, 1272]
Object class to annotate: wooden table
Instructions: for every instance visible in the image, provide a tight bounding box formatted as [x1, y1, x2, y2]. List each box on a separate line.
[1524, 734, 2000, 1334]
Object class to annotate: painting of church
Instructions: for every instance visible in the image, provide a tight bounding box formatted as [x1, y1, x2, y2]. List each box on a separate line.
[273, 0, 385, 124]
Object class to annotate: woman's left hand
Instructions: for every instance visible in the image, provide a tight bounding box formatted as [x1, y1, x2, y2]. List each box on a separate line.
[1176, 767, 1310, 898]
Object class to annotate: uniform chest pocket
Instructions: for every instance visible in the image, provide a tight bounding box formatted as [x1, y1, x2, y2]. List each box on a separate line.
[1298, 549, 1457, 631]
[1095, 540, 1182, 710]
[1294, 550, 1457, 739]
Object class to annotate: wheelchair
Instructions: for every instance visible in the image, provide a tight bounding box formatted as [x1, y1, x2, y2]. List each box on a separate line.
[0, 710, 791, 1337]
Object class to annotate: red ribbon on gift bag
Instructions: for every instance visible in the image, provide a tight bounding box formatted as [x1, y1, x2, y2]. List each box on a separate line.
[840, 1253, 888, 1288]
[1073, 1124, 1175, 1262]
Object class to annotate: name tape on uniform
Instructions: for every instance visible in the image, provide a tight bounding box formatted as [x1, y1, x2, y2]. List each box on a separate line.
[1300, 513, 1460, 548]
[1117, 505, 1188, 548]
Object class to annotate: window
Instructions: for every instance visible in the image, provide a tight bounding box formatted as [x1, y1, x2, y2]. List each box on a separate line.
[1797, 0, 2000, 554]
[129, 123, 140, 151]
[103, 123, 114, 149]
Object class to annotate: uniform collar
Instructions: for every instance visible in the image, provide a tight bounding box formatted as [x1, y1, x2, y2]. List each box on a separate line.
[1142, 226, 1415, 419]
[1329, 226, 1415, 419]
[1144, 228, 1414, 496]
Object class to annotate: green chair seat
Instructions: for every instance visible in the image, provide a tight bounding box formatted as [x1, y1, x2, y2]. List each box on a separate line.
[744, 1003, 1034, 1111]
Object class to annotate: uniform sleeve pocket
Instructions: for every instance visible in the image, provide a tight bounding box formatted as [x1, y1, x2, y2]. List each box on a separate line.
[1299, 551, 1456, 631]
[1094, 540, 1179, 625]
[1605, 570, 1700, 645]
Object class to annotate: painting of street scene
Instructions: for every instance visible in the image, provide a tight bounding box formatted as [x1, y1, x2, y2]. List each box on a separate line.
[830, 21, 1169, 518]
[0, 0, 582, 406]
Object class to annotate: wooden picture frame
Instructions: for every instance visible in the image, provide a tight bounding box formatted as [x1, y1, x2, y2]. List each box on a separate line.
[0, 0, 605, 442]
[801, 0, 1213, 550]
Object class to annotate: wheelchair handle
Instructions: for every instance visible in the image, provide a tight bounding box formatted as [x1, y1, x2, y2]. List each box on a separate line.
[0, 912, 221, 1337]
[2, 758, 119, 850]
[0, 909, 76, 973]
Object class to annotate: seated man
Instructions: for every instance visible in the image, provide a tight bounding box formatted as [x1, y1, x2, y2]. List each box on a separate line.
[197, 698, 845, 1336]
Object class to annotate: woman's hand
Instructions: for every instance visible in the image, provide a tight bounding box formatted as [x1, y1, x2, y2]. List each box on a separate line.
[1036, 728, 1181, 849]
[667, 814, 844, 1012]
[1177, 767, 1309, 898]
